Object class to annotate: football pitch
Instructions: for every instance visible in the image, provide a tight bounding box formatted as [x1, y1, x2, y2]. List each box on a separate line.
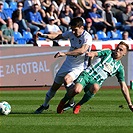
[0, 88, 133, 133]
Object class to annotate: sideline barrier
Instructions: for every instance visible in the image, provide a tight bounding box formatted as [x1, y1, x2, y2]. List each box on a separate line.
[37, 40, 133, 50]
[0, 40, 133, 87]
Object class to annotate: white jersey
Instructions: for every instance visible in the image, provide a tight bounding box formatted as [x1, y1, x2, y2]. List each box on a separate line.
[61, 30, 92, 70]
[54, 30, 92, 84]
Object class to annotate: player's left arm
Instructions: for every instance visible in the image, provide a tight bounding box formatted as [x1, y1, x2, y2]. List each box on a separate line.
[65, 44, 90, 56]
[54, 44, 90, 58]
[119, 81, 133, 112]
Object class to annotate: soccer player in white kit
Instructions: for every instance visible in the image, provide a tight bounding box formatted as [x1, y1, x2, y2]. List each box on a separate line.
[35, 17, 92, 114]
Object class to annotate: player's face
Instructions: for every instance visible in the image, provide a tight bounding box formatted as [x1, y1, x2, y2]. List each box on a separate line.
[114, 44, 127, 60]
[71, 26, 84, 37]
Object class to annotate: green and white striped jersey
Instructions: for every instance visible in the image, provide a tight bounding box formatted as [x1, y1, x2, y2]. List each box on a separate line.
[85, 49, 125, 86]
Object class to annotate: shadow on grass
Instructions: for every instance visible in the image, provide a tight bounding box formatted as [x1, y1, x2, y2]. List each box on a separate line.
[10, 110, 57, 115]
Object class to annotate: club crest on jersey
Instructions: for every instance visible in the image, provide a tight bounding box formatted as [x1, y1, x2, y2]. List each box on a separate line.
[103, 62, 113, 73]
[71, 38, 74, 41]
[79, 39, 82, 44]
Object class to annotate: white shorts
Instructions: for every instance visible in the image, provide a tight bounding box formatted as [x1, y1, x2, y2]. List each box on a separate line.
[54, 67, 83, 84]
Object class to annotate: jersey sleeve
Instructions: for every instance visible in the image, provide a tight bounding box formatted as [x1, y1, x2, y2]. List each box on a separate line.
[97, 49, 111, 57]
[83, 32, 92, 48]
[116, 65, 125, 82]
[62, 31, 71, 39]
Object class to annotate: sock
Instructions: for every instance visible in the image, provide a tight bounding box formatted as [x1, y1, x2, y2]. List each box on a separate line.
[65, 82, 75, 104]
[65, 82, 75, 91]
[78, 90, 94, 105]
[61, 92, 72, 103]
[43, 88, 56, 107]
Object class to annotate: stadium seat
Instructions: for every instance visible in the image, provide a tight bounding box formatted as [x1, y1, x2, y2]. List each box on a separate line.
[9, 1, 17, 11]
[3, 2, 9, 9]
[14, 32, 26, 44]
[97, 31, 109, 41]
[3, 2, 13, 18]
[107, 30, 122, 40]
[23, 31, 33, 42]
[4, 8, 13, 18]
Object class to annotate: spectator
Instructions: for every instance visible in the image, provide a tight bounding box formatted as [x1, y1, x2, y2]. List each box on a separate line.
[24, 0, 46, 21]
[85, 18, 98, 40]
[23, 0, 36, 11]
[88, 4, 107, 32]
[104, 0, 129, 23]
[45, 16, 62, 35]
[0, 1, 9, 31]
[41, 0, 52, 11]
[59, 4, 73, 32]
[67, 0, 84, 17]
[52, 0, 66, 16]
[122, 31, 132, 40]
[12, 1, 30, 34]
[105, 0, 127, 8]
[92, 0, 104, 11]
[0, 1, 18, 40]
[78, 0, 92, 12]
[0, 18, 15, 44]
[26, 3, 46, 34]
[46, 3, 61, 26]
[102, 3, 115, 32]
[44, 16, 62, 46]
[4, 0, 14, 4]
[121, 4, 133, 38]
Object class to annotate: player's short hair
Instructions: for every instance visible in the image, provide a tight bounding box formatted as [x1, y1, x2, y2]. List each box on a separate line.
[118, 41, 129, 51]
[69, 17, 84, 27]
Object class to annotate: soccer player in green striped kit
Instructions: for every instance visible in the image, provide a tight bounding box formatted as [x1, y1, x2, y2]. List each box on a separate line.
[57, 41, 133, 114]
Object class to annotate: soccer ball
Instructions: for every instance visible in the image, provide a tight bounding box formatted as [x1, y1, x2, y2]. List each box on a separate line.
[0, 101, 11, 115]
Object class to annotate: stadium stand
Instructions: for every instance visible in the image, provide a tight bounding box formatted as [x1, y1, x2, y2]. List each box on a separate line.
[13, 31, 26, 44]
[0, 0, 133, 45]
[23, 31, 33, 42]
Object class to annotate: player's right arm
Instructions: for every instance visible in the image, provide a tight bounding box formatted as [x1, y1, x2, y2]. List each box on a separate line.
[37, 31, 63, 40]
[86, 51, 98, 60]
[119, 81, 133, 112]
[54, 44, 90, 58]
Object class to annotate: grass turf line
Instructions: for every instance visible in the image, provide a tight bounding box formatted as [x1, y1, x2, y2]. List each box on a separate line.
[0, 89, 133, 133]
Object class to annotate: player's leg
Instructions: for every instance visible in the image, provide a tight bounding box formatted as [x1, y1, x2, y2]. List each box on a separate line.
[34, 69, 66, 114]
[57, 83, 83, 113]
[34, 82, 62, 114]
[73, 83, 100, 114]
[63, 69, 82, 111]
[63, 74, 75, 111]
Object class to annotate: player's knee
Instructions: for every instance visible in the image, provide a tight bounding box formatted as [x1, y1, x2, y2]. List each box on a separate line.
[74, 85, 82, 94]
[93, 84, 100, 94]
[64, 75, 73, 85]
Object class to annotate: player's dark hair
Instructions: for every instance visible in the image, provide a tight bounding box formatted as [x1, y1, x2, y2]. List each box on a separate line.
[69, 17, 84, 27]
[119, 41, 129, 51]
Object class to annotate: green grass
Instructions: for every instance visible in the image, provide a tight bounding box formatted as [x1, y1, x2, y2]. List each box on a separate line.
[0, 89, 133, 133]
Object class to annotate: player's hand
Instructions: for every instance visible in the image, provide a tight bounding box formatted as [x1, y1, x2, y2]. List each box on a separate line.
[128, 104, 133, 112]
[54, 52, 66, 58]
[37, 32, 48, 38]
[37, 31, 43, 36]
[86, 52, 95, 60]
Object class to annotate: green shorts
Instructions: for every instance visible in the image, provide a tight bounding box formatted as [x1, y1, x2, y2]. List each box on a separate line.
[75, 71, 100, 92]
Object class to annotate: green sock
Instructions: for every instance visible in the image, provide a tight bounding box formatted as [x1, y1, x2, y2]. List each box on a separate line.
[78, 90, 94, 105]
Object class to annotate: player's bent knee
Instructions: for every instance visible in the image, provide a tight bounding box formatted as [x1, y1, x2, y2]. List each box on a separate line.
[93, 84, 100, 93]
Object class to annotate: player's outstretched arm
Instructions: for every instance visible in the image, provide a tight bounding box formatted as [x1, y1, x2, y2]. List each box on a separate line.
[37, 32, 63, 40]
[86, 51, 98, 60]
[54, 52, 66, 58]
[119, 81, 133, 112]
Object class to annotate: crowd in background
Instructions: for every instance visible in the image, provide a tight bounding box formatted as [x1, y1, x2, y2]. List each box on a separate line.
[0, 0, 133, 45]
